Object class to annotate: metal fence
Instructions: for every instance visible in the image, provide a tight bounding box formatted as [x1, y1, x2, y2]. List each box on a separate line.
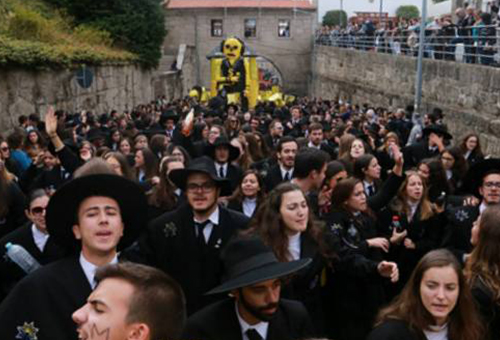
[315, 25, 500, 66]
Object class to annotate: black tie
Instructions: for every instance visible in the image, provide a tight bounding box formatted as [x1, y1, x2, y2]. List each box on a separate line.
[219, 166, 225, 178]
[367, 185, 374, 196]
[195, 220, 210, 244]
[246, 329, 263, 340]
[284, 171, 290, 181]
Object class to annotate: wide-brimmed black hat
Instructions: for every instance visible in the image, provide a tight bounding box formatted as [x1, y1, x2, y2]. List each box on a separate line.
[160, 109, 180, 123]
[46, 174, 148, 252]
[423, 124, 453, 140]
[169, 156, 232, 196]
[461, 158, 500, 196]
[86, 128, 108, 143]
[205, 136, 240, 162]
[206, 236, 311, 294]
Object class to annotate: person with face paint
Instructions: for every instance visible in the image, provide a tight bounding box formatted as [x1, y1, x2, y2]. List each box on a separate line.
[0, 173, 147, 340]
[183, 236, 314, 340]
[73, 262, 186, 340]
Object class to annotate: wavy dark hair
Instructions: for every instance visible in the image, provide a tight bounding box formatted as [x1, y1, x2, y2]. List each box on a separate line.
[147, 156, 183, 211]
[376, 249, 484, 340]
[459, 133, 483, 158]
[229, 169, 266, 204]
[245, 182, 334, 262]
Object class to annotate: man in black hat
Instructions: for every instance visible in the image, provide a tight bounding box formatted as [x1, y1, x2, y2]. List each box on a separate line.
[0, 174, 147, 340]
[443, 159, 500, 263]
[403, 124, 452, 169]
[127, 157, 250, 315]
[206, 136, 243, 192]
[183, 236, 314, 340]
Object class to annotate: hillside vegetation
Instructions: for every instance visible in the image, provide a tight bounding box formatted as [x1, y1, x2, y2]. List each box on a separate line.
[0, 0, 165, 68]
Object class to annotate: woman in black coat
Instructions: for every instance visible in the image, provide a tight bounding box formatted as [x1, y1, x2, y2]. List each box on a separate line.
[368, 249, 484, 340]
[227, 169, 266, 218]
[378, 171, 443, 297]
[324, 177, 399, 340]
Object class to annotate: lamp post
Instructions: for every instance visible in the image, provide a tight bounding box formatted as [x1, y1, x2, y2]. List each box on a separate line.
[379, 0, 384, 27]
[340, 0, 344, 27]
[414, 0, 428, 114]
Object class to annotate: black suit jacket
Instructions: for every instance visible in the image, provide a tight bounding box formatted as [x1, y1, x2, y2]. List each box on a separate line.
[213, 161, 243, 193]
[0, 223, 66, 301]
[183, 298, 314, 340]
[403, 141, 440, 170]
[264, 164, 289, 192]
[126, 203, 250, 315]
[0, 257, 91, 340]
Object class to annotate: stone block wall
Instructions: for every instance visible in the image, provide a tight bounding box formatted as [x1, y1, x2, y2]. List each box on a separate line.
[0, 65, 153, 131]
[312, 46, 500, 156]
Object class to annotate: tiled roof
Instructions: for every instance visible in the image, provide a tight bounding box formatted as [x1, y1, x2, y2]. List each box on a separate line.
[165, 0, 316, 10]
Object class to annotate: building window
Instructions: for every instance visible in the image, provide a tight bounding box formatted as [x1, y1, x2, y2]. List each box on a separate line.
[211, 19, 223, 37]
[244, 19, 257, 38]
[278, 19, 290, 37]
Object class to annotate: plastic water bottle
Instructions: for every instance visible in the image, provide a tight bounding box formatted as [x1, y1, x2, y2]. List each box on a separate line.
[5, 243, 41, 274]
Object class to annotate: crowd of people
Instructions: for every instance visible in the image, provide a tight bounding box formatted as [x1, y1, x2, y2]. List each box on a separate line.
[0, 93, 498, 340]
[316, 2, 500, 66]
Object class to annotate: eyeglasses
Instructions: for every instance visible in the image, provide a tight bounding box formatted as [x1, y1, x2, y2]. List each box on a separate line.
[30, 206, 46, 215]
[186, 182, 216, 193]
[483, 181, 500, 189]
[0, 147, 9, 152]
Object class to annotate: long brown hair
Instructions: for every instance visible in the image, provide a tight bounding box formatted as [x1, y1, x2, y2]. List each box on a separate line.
[376, 249, 484, 340]
[147, 156, 181, 211]
[246, 182, 333, 262]
[390, 171, 435, 221]
[466, 205, 500, 302]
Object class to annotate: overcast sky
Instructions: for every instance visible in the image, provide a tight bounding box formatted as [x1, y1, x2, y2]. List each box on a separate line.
[318, 0, 453, 20]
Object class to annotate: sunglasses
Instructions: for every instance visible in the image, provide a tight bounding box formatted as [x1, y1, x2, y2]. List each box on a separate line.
[30, 206, 46, 215]
[0, 147, 9, 152]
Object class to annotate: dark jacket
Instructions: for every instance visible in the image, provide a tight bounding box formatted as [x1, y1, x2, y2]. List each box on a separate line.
[0, 181, 27, 239]
[183, 298, 314, 340]
[264, 164, 290, 192]
[471, 277, 500, 340]
[442, 205, 479, 263]
[125, 203, 250, 315]
[403, 141, 440, 170]
[367, 319, 425, 340]
[0, 257, 91, 340]
[0, 223, 66, 301]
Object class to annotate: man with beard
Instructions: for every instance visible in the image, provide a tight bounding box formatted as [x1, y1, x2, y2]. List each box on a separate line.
[183, 236, 314, 340]
[125, 157, 249, 315]
[264, 137, 298, 191]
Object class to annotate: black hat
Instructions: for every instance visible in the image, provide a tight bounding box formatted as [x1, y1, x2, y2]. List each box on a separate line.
[423, 124, 453, 140]
[46, 174, 148, 252]
[206, 236, 311, 294]
[169, 156, 232, 196]
[86, 128, 108, 142]
[205, 136, 240, 162]
[160, 109, 180, 123]
[461, 158, 500, 196]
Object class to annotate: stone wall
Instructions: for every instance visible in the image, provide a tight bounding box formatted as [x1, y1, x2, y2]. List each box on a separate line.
[0, 65, 153, 131]
[312, 46, 500, 155]
[162, 8, 316, 96]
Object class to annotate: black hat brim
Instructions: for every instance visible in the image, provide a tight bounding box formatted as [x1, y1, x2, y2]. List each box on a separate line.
[46, 174, 148, 252]
[205, 143, 240, 162]
[423, 126, 453, 140]
[169, 167, 232, 197]
[206, 258, 312, 295]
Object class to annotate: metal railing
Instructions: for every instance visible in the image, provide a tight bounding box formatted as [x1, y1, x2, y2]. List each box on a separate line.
[315, 25, 500, 66]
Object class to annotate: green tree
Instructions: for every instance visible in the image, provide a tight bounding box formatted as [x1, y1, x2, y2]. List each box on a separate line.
[322, 10, 348, 28]
[42, 0, 166, 68]
[396, 5, 420, 20]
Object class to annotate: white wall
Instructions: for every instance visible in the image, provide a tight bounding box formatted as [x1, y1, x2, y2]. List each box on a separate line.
[319, 0, 453, 21]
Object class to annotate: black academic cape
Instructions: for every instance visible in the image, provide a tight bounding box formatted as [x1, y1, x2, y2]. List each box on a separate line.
[0, 223, 67, 301]
[0, 257, 91, 340]
[124, 203, 250, 315]
[442, 205, 480, 263]
[264, 164, 288, 192]
[367, 319, 425, 340]
[183, 298, 314, 340]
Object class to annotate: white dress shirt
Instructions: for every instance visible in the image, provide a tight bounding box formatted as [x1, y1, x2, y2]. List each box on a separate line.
[288, 233, 301, 261]
[242, 198, 257, 217]
[280, 165, 293, 181]
[194, 206, 220, 243]
[79, 252, 119, 289]
[235, 301, 269, 340]
[31, 224, 49, 252]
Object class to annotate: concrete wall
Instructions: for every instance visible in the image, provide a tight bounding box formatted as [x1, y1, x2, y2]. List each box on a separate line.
[312, 46, 500, 155]
[0, 65, 153, 131]
[162, 8, 316, 96]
